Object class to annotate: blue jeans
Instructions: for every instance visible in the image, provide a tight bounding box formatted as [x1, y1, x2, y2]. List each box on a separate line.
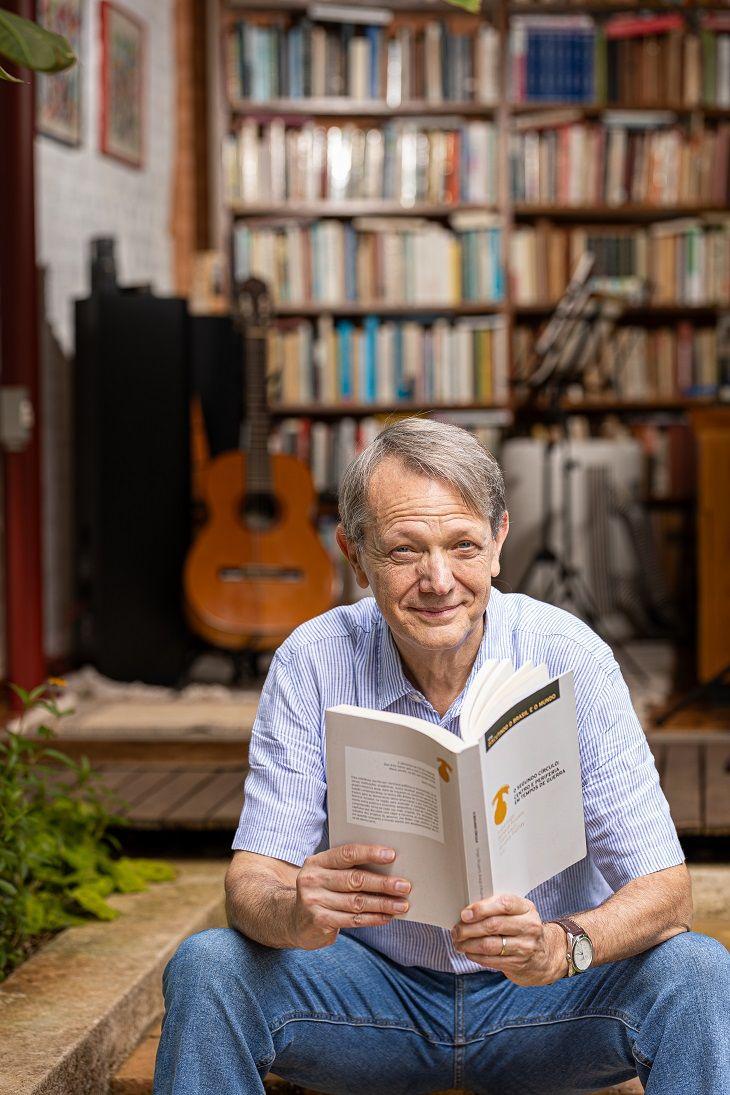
[153, 928, 730, 1094]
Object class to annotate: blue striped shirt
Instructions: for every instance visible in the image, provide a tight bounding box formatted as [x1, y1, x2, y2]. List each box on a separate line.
[233, 589, 684, 973]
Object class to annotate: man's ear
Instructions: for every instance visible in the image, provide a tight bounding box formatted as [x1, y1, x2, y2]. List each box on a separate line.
[335, 525, 370, 589]
[490, 511, 510, 578]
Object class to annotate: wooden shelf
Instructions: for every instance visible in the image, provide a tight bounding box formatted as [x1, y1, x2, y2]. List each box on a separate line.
[231, 199, 725, 223]
[273, 301, 506, 317]
[273, 301, 725, 320]
[514, 302, 725, 320]
[270, 397, 724, 420]
[218, 0, 729, 422]
[510, 102, 730, 118]
[556, 397, 719, 414]
[231, 99, 730, 123]
[227, 0, 480, 12]
[229, 200, 499, 218]
[513, 203, 729, 222]
[270, 401, 514, 419]
[509, 2, 696, 12]
[230, 98, 496, 119]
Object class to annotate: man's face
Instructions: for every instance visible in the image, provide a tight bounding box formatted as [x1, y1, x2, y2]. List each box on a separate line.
[338, 458, 509, 661]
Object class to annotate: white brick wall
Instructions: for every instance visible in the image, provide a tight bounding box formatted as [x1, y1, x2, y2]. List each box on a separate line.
[35, 0, 177, 660]
[36, 0, 176, 355]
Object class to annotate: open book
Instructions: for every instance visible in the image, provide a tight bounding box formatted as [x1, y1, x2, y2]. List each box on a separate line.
[325, 660, 586, 929]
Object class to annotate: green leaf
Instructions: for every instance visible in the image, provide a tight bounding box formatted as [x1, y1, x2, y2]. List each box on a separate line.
[128, 859, 177, 883]
[0, 879, 17, 897]
[444, 0, 481, 10]
[109, 858, 147, 893]
[8, 683, 29, 705]
[69, 884, 119, 921]
[0, 62, 22, 82]
[40, 749, 78, 772]
[0, 9, 76, 74]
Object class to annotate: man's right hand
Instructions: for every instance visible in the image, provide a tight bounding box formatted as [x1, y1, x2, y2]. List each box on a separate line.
[290, 843, 412, 950]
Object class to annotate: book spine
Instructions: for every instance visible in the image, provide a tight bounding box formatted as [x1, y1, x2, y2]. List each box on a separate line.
[456, 746, 492, 906]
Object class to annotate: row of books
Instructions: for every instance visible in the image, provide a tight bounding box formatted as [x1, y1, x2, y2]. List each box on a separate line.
[606, 13, 730, 109]
[700, 15, 730, 108]
[272, 416, 381, 497]
[233, 216, 505, 306]
[510, 13, 730, 107]
[631, 421, 695, 503]
[223, 120, 498, 206]
[510, 17, 595, 103]
[509, 117, 730, 208]
[272, 413, 506, 497]
[514, 321, 725, 401]
[510, 221, 730, 305]
[226, 18, 499, 105]
[267, 315, 509, 407]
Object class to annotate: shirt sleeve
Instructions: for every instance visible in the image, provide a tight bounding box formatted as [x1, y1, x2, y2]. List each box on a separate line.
[232, 649, 327, 865]
[579, 661, 685, 892]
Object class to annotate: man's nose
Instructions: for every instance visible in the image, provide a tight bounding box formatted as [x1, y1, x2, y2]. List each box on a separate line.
[418, 551, 455, 595]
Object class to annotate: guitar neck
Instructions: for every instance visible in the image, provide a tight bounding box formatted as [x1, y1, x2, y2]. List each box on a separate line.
[244, 320, 273, 495]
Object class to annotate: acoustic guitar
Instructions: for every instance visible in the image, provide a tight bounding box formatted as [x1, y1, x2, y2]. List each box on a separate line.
[184, 277, 336, 650]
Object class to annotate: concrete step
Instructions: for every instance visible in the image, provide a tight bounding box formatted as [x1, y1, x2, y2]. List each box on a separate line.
[0, 861, 227, 1095]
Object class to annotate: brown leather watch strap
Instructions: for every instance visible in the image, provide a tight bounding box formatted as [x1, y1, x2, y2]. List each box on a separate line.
[550, 916, 587, 938]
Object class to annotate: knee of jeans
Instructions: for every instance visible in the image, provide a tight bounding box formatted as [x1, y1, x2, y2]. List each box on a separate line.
[645, 931, 730, 995]
[163, 928, 255, 994]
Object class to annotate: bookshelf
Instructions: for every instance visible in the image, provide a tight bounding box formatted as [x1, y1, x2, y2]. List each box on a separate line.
[212, 0, 730, 432]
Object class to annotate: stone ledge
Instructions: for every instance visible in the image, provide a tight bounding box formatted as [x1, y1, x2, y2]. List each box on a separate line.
[0, 860, 227, 1095]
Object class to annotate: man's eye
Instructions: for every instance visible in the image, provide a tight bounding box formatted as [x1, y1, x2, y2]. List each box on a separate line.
[456, 541, 476, 550]
[392, 546, 416, 557]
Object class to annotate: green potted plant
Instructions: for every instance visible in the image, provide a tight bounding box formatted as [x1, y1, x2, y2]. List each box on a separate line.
[0, 679, 175, 982]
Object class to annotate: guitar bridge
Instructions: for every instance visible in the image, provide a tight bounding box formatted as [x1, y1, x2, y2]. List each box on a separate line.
[218, 565, 304, 583]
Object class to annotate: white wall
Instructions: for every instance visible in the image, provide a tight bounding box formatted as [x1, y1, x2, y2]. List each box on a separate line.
[36, 0, 176, 355]
[35, 0, 177, 659]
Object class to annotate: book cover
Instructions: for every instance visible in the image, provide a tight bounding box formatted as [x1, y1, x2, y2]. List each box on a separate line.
[326, 664, 586, 929]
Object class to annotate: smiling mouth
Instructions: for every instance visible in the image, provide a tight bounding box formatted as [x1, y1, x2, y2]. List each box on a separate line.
[410, 605, 461, 617]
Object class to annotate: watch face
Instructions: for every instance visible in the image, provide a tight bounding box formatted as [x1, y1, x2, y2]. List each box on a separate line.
[572, 936, 593, 971]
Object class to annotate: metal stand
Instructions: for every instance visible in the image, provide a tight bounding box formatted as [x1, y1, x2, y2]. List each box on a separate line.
[515, 260, 651, 680]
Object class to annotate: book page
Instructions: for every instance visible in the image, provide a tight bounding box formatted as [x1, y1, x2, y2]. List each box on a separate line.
[345, 748, 444, 842]
[480, 673, 586, 898]
[326, 708, 470, 928]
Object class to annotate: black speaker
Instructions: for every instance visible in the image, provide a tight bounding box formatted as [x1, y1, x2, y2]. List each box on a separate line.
[74, 290, 192, 684]
[190, 314, 244, 457]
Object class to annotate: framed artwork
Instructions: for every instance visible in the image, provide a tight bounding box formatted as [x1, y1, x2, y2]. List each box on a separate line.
[36, 0, 84, 146]
[99, 1, 145, 168]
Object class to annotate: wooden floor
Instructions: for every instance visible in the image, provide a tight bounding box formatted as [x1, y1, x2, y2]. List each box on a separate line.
[54, 731, 730, 835]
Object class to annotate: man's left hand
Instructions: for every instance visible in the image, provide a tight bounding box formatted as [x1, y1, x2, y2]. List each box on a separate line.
[451, 894, 566, 986]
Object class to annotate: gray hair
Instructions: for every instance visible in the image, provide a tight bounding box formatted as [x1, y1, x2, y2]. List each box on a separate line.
[338, 417, 506, 546]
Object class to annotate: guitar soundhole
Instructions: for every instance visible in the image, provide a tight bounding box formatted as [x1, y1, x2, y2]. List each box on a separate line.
[242, 491, 280, 530]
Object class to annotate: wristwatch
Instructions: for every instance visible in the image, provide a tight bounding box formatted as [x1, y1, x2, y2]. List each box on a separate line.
[549, 917, 594, 976]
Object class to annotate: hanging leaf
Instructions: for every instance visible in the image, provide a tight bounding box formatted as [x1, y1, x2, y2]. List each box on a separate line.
[0, 62, 22, 83]
[0, 9, 75, 75]
[444, 0, 482, 11]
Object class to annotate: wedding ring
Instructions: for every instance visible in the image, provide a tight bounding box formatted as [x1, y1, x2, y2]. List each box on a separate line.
[499, 936, 508, 957]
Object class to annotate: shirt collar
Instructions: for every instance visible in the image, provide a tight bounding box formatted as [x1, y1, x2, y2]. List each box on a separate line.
[375, 586, 513, 713]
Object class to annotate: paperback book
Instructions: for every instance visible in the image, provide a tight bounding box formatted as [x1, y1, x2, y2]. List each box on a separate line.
[326, 659, 586, 929]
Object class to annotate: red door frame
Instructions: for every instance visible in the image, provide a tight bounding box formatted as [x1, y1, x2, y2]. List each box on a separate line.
[0, 0, 46, 691]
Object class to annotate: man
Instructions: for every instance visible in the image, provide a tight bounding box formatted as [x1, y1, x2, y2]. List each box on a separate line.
[154, 418, 729, 1095]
